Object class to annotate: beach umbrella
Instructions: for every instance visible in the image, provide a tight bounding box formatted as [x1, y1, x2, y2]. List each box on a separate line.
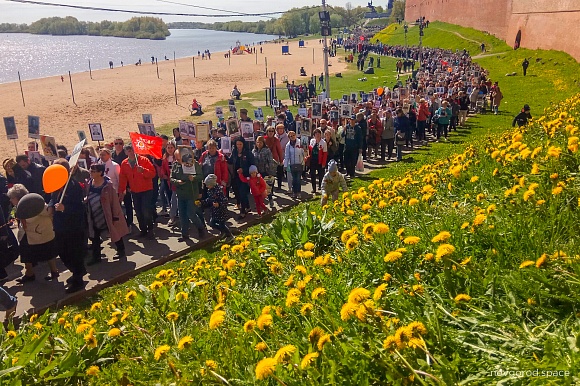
[15, 193, 46, 220]
[43, 164, 68, 193]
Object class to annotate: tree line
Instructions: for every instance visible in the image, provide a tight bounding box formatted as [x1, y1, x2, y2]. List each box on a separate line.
[0, 16, 170, 40]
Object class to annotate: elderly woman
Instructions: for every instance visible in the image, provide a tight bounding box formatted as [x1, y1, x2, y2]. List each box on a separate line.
[253, 136, 277, 207]
[264, 126, 284, 190]
[228, 138, 255, 219]
[7, 184, 59, 283]
[86, 164, 129, 265]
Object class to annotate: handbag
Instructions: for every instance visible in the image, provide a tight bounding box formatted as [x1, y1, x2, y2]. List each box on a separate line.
[356, 154, 364, 172]
[290, 164, 303, 173]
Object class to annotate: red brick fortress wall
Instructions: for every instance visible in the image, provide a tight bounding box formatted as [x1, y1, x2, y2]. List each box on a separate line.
[405, 0, 580, 61]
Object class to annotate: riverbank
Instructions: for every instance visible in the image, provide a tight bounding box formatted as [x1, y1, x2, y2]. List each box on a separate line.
[0, 39, 343, 158]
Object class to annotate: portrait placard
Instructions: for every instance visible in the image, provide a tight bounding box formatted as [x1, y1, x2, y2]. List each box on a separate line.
[311, 102, 322, 119]
[77, 130, 87, 142]
[297, 107, 308, 117]
[227, 118, 239, 136]
[40, 135, 57, 160]
[142, 114, 152, 124]
[220, 136, 231, 154]
[28, 115, 40, 139]
[215, 106, 224, 118]
[301, 119, 312, 137]
[196, 123, 210, 142]
[137, 123, 156, 137]
[26, 151, 42, 165]
[240, 121, 254, 141]
[3, 116, 17, 140]
[89, 123, 104, 141]
[340, 104, 353, 118]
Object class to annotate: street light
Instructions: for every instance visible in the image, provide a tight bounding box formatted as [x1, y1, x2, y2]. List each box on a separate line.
[319, 2, 331, 96]
[404, 23, 408, 59]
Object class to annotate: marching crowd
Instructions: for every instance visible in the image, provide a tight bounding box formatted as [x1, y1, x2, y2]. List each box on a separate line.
[0, 42, 509, 316]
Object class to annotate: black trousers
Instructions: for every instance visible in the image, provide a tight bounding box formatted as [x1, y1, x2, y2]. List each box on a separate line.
[381, 138, 394, 159]
[310, 163, 324, 192]
[132, 190, 154, 233]
[276, 164, 285, 189]
[55, 231, 86, 283]
[344, 149, 358, 177]
[123, 192, 133, 226]
[91, 228, 125, 260]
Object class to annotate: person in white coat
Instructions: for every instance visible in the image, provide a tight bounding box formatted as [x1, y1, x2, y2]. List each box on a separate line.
[98, 148, 120, 192]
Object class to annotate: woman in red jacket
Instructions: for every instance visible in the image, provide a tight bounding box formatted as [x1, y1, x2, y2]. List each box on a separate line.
[199, 139, 228, 194]
[308, 128, 328, 194]
[264, 127, 284, 190]
[416, 98, 431, 144]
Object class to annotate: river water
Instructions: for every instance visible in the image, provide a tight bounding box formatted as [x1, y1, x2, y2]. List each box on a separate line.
[0, 29, 275, 84]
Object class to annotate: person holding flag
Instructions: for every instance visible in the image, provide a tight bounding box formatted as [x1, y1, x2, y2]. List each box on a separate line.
[118, 134, 160, 240]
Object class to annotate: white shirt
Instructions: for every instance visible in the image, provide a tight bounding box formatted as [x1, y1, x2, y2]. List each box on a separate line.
[99, 158, 120, 191]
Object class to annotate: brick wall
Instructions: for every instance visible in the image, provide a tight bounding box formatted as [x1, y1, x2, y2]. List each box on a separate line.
[405, 0, 580, 61]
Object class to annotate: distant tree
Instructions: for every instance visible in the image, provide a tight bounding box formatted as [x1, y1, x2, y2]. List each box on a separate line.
[389, 0, 406, 23]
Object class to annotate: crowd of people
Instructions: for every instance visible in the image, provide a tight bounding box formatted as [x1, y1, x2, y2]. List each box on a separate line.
[0, 39, 517, 317]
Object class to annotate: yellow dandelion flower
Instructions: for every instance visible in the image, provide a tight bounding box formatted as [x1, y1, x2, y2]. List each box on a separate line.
[149, 281, 163, 290]
[378, 200, 387, 208]
[107, 328, 121, 338]
[6, 331, 17, 339]
[345, 234, 359, 251]
[536, 254, 548, 268]
[204, 360, 218, 370]
[84, 332, 97, 349]
[454, 294, 472, 303]
[383, 273, 392, 281]
[431, 231, 451, 243]
[300, 303, 314, 316]
[244, 320, 256, 333]
[373, 283, 388, 301]
[396, 228, 405, 237]
[209, 310, 225, 329]
[348, 288, 370, 304]
[317, 333, 332, 350]
[523, 189, 535, 201]
[295, 265, 307, 274]
[125, 290, 137, 301]
[403, 236, 421, 245]
[383, 335, 397, 350]
[470, 176, 479, 183]
[384, 251, 403, 263]
[300, 352, 319, 369]
[531, 163, 540, 175]
[436, 244, 456, 260]
[311, 287, 326, 300]
[308, 327, 325, 345]
[552, 186, 563, 195]
[176, 335, 194, 350]
[86, 365, 100, 376]
[472, 214, 486, 226]
[175, 292, 188, 301]
[29, 314, 38, 323]
[340, 302, 358, 321]
[255, 357, 277, 380]
[90, 302, 102, 312]
[274, 345, 296, 363]
[76, 323, 91, 334]
[255, 342, 267, 351]
[167, 312, 179, 321]
[257, 314, 273, 330]
[154, 344, 170, 360]
[536, 199, 546, 206]
[303, 242, 315, 251]
[373, 223, 389, 234]
[547, 146, 562, 158]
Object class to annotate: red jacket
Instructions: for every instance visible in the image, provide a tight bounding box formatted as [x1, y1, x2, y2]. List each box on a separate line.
[238, 172, 267, 197]
[199, 150, 229, 187]
[418, 103, 430, 121]
[118, 155, 156, 194]
[264, 136, 283, 163]
[161, 157, 175, 191]
[367, 118, 383, 143]
[308, 141, 328, 167]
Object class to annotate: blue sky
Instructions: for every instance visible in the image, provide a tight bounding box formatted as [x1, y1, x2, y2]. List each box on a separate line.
[0, 0, 380, 24]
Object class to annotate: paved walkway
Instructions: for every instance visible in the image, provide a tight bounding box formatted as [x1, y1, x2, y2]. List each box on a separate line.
[5, 155, 397, 318]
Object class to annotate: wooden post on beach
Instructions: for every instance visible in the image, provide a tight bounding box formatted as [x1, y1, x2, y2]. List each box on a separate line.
[313, 48, 315, 64]
[173, 51, 176, 67]
[156, 58, 159, 79]
[68, 71, 76, 105]
[228, 51, 231, 66]
[173, 69, 177, 105]
[192, 57, 196, 78]
[89, 59, 92, 79]
[265, 57, 268, 78]
[255, 50, 257, 65]
[17, 71, 25, 107]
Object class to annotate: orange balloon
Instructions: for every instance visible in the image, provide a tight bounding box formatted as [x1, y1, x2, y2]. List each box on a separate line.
[448, 67, 453, 73]
[43, 164, 69, 194]
[377, 87, 384, 96]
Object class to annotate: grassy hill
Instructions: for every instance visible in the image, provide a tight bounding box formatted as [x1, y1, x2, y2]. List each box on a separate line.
[4, 23, 580, 384]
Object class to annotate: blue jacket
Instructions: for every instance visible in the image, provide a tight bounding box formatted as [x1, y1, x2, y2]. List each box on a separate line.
[343, 123, 363, 150]
[394, 115, 411, 135]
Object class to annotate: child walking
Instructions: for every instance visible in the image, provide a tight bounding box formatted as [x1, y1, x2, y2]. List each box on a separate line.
[238, 165, 268, 216]
[203, 174, 234, 242]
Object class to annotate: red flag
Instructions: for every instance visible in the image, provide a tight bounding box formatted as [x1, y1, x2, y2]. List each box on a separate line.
[129, 132, 163, 159]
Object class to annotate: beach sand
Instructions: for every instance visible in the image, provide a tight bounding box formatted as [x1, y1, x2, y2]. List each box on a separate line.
[1, 39, 346, 159]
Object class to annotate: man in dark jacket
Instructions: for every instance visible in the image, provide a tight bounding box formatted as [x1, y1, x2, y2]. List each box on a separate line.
[343, 114, 363, 178]
[394, 109, 411, 161]
[50, 159, 87, 293]
[15, 155, 46, 199]
[522, 58, 529, 76]
[512, 104, 532, 127]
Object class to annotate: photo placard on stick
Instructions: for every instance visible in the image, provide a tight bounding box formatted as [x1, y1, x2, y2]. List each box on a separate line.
[311, 102, 322, 119]
[340, 104, 353, 118]
[137, 123, 156, 137]
[196, 122, 210, 142]
[178, 146, 196, 174]
[220, 136, 231, 154]
[3, 116, 17, 140]
[228, 99, 235, 106]
[179, 120, 196, 140]
[26, 150, 42, 165]
[142, 114, 152, 124]
[329, 110, 339, 122]
[295, 120, 302, 134]
[297, 107, 308, 117]
[77, 130, 87, 142]
[227, 118, 239, 136]
[28, 115, 40, 139]
[77, 159, 88, 170]
[254, 108, 264, 121]
[215, 106, 224, 118]
[89, 123, 104, 141]
[40, 135, 57, 160]
[240, 121, 254, 142]
[301, 119, 312, 137]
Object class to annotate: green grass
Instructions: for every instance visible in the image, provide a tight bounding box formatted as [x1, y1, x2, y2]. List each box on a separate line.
[365, 18, 391, 27]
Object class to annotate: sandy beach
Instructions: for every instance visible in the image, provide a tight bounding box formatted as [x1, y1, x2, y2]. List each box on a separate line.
[1, 39, 346, 158]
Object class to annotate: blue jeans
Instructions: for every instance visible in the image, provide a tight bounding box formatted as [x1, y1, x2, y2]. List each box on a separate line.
[177, 197, 204, 237]
[437, 123, 449, 139]
[0, 286, 16, 311]
[132, 190, 154, 233]
[396, 144, 403, 161]
[291, 169, 302, 194]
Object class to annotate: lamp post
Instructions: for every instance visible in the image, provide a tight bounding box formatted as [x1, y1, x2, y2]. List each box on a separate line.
[404, 23, 408, 59]
[319, 1, 331, 97]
